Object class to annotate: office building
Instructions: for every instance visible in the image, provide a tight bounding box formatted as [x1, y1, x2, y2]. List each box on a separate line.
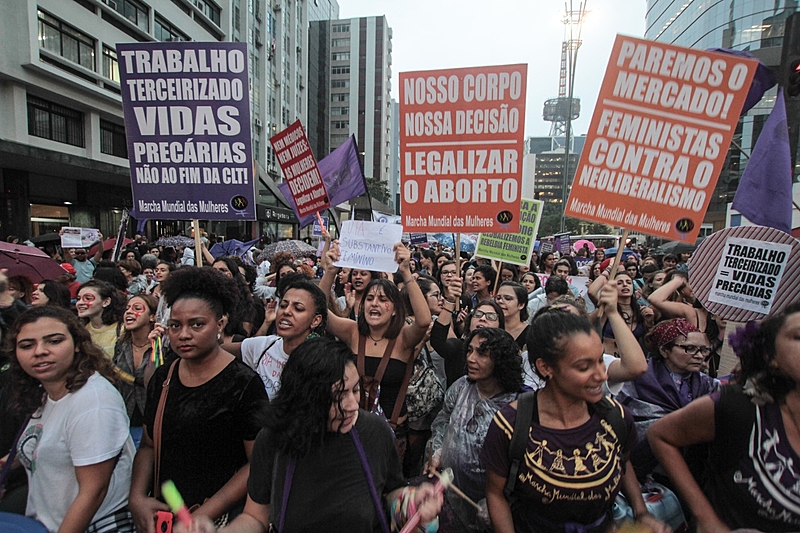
[527, 135, 586, 204]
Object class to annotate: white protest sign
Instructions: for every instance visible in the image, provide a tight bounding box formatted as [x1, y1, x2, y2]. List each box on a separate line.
[707, 237, 792, 315]
[537, 274, 590, 298]
[60, 227, 99, 248]
[335, 220, 404, 273]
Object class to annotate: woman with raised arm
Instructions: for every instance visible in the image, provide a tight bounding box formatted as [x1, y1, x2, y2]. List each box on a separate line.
[321, 240, 431, 461]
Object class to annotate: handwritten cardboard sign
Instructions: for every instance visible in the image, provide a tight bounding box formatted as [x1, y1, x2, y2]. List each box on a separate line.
[335, 220, 404, 272]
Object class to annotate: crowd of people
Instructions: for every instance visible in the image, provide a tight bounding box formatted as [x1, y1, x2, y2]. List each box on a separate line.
[0, 231, 797, 533]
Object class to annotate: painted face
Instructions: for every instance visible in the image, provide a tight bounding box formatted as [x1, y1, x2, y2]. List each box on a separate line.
[31, 284, 48, 306]
[350, 270, 372, 291]
[143, 268, 154, 283]
[495, 286, 523, 319]
[466, 334, 495, 382]
[471, 272, 489, 294]
[15, 317, 77, 393]
[338, 268, 351, 285]
[167, 297, 224, 360]
[425, 287, 443, 315]
[213, 261, 233, 277]
[662, 331, 711, 374]
[501, 269, 514, 282]
[555, 264, 570, 279]
[154, 264, 170, 282]
[76, 288, 109, 319]
[276, 288, 322, 342]
[545, 331, 606, 403]
[328, 362, 360, 433]
[522, 274, 538, 293]
[773, 312, 800, 384]
[614, 274, 633, 298]
[124, 297, 154, 332]
[472, 304, 500, 330]
[363, 287, 394, 327]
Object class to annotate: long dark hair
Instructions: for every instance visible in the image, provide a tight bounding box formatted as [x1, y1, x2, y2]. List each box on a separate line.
[38, 279, 71, 309]
[79, 279, 124, 326]
[498, 281, 529, 322]
[464, 328, 523, 392]
[264, 337, 356, 458]
[120, 294, 158, 342]
[356, 279, 406, 339]
[7, 306, 117, 416]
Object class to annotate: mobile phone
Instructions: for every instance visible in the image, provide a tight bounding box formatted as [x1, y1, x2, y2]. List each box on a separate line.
[155, 511, 173, 533]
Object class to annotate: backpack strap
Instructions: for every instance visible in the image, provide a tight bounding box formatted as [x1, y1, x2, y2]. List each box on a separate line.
[504, 391, 536, 502]
[255, 337, 281, 368]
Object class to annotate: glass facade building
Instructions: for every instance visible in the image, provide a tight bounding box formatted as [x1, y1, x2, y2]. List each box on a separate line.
[645, 0, 799, 223]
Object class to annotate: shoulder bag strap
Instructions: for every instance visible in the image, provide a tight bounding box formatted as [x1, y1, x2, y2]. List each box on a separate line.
[153, 359, 179, 500]
[0, 416, 30, 497]
[350, 428, 391, 533]
[504, 391, 536, 502]
[277, 457, 296, 533]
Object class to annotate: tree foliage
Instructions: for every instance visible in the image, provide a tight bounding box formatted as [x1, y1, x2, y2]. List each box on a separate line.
[365, 176, 390, 204]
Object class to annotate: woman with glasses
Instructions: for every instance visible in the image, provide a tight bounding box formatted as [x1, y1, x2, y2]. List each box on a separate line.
[494, 281, 529, 351]
[616, 318, 719, 479]
[427, 328, 523, 532]
[432, 275, 505, 388]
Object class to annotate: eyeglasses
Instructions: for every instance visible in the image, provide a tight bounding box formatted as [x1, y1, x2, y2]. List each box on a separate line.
[440, 270, 457, 276]
[674, 344, 712, 356]
[472, 310, 499, 321]
[494, 294, 516, 303]
[428, 292, 442, 299]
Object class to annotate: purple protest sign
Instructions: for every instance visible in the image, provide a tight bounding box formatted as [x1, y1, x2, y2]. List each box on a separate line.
[554, 233, 572, 256]
[117, 42, 256, 220]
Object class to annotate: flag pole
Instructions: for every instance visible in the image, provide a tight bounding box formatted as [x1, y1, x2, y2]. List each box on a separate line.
[455, 233, 461, 274]
[193, 219, 203, 267]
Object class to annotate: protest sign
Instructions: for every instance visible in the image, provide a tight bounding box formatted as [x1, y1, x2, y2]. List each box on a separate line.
[409, 233, 428, 246]
[554, 233, 572, 257]
[60, 227, 99, 248]
[312, 216, 329, 237]
[475, 198, 543, 265]
[689, 226, 800, 321]
[564, 35, 757, 242]
[335, 220, 404, 272]
[270, 120, 330, 218]
[399, 64, 528, 233]
[117, 42, 256, 220]
[536, 274, 590, 298]
[539, 240, 554, 254]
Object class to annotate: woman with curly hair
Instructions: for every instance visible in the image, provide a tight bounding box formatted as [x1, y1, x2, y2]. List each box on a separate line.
[177, 337, 442, 533]
[649, 303, 800, 532]
[6, 306, 135, 532]
[427, 328, 523, 532]
[77, 279, 124, 359]
[128, 267, 268, 533]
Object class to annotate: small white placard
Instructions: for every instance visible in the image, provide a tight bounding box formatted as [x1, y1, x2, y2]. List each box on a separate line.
[335, 220, 404, 273]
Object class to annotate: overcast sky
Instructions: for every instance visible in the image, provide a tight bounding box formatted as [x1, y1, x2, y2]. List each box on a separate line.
[338, 0, 648, 137]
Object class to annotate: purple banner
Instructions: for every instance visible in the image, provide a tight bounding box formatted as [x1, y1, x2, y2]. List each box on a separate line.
[554, 233, 572, 256]
[117, 42, 256, 220]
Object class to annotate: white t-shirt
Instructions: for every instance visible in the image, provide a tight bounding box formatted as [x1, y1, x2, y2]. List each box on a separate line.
[241, 335, 289, 400]
[18, 373, 134, 532]
[521, 352, 622, 394]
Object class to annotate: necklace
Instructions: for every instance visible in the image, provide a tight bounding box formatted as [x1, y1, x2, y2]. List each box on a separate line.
[368, 332, 384, 345]
[132, 341, 149, 349]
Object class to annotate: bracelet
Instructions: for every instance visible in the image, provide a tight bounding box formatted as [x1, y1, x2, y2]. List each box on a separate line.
[442, 301, 456, 311]
[404, 278, 418, 286]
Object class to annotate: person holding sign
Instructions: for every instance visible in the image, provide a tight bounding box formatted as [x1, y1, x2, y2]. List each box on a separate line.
[321, 240, 431, 462]
[649, 304, 800, 532]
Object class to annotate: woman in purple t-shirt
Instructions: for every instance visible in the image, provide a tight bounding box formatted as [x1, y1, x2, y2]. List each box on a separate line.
[650, 303, 800, 532]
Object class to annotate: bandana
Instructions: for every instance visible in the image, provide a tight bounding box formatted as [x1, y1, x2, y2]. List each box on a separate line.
[647, 318, 699, 349]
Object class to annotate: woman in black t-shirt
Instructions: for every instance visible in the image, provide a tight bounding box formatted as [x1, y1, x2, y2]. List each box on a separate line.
[129, 267, 268, 533]
[178, 337, 442, 533]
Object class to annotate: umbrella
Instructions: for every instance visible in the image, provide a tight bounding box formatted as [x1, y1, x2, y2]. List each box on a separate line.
[30, 233, 62, 244]
[155, 236, 195, 248]
[603, 247, 639, 260]
[88, 237, 133, 255]
[655, 237, 705, 255]
[0, 242, 67, 282]
[431, 233, 478, 253]
[209, 238, 261, 260]
[260, 240, 317, 261]
[573, 239, 597, 253]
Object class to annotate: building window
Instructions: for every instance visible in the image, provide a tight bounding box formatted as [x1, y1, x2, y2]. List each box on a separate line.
[27, 95, 85, 147]
[332, 52, 350, 61]
[331, 106, 349, 115]
[154, 15, 188, 41]
[37, 10, 95, 70]
[332, 66, 350, 75]
[192, 0, 221, 25]
[332, 38, 350, 47]
[102, 46, 119, 81]
[332, 23, 350, 33]
[332, 120, 348, 129]
[332, 80, 349, 88]
[100, 119, 127, 157]
[101, 0, 149, 31]
[331, 93, 349, 102]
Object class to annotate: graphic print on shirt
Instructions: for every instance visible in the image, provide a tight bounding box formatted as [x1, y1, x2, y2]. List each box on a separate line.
[18, 423, 43, 474]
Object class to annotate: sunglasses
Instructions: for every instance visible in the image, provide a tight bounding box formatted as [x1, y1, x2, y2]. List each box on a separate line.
[472, 310, 499, 321]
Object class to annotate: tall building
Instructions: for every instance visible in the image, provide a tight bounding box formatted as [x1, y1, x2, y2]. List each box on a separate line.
[527, 135, 586, 204]
[646, 0, 799, 230]
[0, 0, 310, 242]
[328, 16, 393, 198]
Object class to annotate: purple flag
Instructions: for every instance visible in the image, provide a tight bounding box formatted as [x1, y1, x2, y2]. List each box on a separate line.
[708, 48, 776, 115]
[732, 88, 793, 234]
[278, 135, 367, 228]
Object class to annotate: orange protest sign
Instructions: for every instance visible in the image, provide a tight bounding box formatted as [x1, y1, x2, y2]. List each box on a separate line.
[400, 64, 527, 233]
[565, 35, 757, 242]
